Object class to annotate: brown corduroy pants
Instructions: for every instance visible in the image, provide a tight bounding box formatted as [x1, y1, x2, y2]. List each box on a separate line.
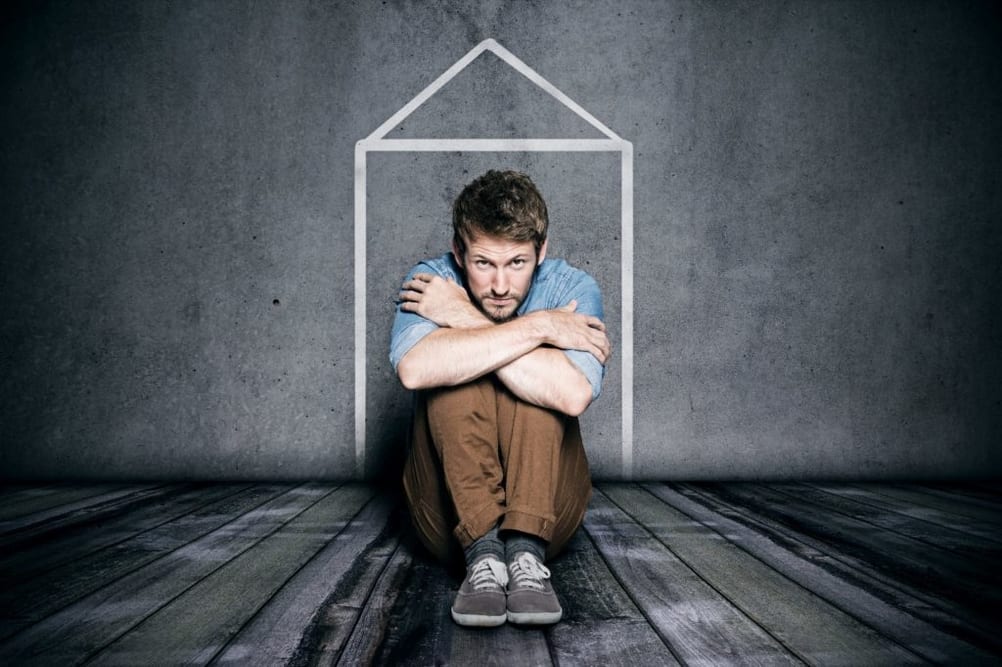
[402, 375, 592, 564]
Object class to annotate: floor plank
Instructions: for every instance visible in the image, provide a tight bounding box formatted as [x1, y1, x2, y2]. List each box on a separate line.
[771, 482, 1001, 556]
[549, 528, 681, 666]
[921, 482, 1002, 507]
[705, 483, 1002, 616]
[585, 487, 801, 665]
[0, 483, 327, 665]
[85, 484, 373, 666]
[603, 483, 924, 665]
[331, 539, 425, 665]
[0, 481, 999, 665]
[888, 483, 1002, 522]
[0, 484, 246, 586]
[285, 512, 404, 665]
[812, 483, 1002, 545]
[0, 484, 281, 640]
[446, 619, 551, 666]
[213, 493, 397, 665]
[0, 484, 165, 538]
[0, 485, 128, 522]
[0, 483, 51, 499]
[659, 483, 999, 662]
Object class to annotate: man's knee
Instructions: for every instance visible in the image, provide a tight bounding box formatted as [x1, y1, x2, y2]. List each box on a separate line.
[425, 375, 496, 410]
[424, 376, 499, 442]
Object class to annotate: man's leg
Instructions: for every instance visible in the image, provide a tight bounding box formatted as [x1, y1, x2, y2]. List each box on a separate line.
[401, 393, 460, 565]
[425, 377, 508, 548]
[402, 376, 509, 626]
[544, 415, 593, 560]
[403, 378, 591, 557]
[402, 377, 592, 626]
[496, 384, 592, 624]
[496, 384, 592, 555]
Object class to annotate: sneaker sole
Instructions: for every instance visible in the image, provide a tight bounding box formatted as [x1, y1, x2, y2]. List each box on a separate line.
[451, 609, 507, 627]
[507, 609, 562, 625]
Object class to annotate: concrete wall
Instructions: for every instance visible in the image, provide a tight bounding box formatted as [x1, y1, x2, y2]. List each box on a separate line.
[2, 0, 999, 480]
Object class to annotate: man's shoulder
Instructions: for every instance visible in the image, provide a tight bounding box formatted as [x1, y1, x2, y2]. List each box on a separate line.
[520, 257, 601, 315]
[535, 257, 599, 288]
[410, 253, 461, 280]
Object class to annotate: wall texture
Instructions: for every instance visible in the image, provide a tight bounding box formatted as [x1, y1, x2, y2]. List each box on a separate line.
[2, 0, 1000, 480]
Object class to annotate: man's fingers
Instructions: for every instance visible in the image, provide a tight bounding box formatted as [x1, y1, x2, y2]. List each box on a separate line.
[594, 334, 610, 363]
[589, 339, 608, 365]
[590, 330, 612, 364]
[402, 274, 435, 291]
[398, 288, 424, 304]
[565, 319, 611, 364]
[548, 309, 612, 362]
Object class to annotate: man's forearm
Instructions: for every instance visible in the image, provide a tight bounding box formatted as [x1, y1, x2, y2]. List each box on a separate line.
[494, 347, 594, 416]
[396, 314, 548, 390]
[396, 274, 608, 414]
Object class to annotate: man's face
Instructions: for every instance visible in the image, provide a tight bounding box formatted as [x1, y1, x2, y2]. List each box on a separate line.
[453, 232, 547, 323]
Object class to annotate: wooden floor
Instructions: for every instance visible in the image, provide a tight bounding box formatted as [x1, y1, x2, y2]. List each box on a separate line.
[0, 482, 1000, 665]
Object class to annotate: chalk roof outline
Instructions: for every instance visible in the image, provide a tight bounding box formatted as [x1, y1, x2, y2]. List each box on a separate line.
[355, 38, 634, 479]
[359, 38, 626, 149]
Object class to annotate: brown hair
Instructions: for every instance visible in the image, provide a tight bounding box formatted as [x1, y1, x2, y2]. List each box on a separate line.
[452, 170, 548, 258]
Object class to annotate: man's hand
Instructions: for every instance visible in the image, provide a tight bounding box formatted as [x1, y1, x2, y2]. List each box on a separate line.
[398, 273, 488, 329]
[493, 300, 610, 416]
[396, 291, 609, 411]
[531, 300, 612, 364]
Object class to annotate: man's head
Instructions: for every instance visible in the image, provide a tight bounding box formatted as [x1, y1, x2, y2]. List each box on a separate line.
[451, 170, 549, 322]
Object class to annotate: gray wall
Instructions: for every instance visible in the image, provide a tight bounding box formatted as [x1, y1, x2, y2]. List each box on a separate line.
[2, 0, 999, 481]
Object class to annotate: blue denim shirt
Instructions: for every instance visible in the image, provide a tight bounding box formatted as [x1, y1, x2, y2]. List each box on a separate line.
[389, 253, 606, 400]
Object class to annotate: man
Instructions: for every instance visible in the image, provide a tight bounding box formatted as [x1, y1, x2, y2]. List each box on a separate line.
[390, 169, 611, 627]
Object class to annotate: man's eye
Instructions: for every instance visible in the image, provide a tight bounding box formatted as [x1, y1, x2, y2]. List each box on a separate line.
[512, 259, 526, 267]
[475, 260, 490, 268]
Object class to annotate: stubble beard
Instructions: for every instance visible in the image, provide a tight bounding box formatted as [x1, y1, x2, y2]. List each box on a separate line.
[476, 293, 521, 323]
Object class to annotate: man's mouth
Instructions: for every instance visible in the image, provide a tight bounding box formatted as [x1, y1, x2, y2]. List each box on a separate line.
[480, 296, 517, 322]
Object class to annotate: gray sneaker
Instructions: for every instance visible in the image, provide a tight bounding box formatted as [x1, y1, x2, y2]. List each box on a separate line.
[451, 555, 509, 627]
[506, 552, 562, 625]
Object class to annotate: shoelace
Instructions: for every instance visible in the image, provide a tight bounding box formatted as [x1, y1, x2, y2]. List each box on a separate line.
[508, 552, 551, 591]
[469, 557, 509, 591]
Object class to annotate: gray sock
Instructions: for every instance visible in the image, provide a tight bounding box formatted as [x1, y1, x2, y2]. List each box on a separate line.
[464, 524, 504, 567]
[504, 531, 547, 564]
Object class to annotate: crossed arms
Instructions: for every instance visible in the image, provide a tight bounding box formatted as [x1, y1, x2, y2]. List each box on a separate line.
[395, 274, 611, 417]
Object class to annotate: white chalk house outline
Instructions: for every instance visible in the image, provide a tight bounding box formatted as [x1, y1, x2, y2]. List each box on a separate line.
[355, 38, 634, 478]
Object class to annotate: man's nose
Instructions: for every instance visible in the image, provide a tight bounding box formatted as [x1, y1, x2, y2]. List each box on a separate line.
[491, 270, 509, 295]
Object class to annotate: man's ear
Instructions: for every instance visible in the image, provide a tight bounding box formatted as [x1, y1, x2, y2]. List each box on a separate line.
[451, 240, 464, 269]
[536, 239, 548, 266]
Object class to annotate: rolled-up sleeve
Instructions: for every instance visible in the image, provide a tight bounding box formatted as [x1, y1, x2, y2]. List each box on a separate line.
[389, 264, 441, 372]
[560, 273, 606, 400]
[390, 317, 438, 372]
